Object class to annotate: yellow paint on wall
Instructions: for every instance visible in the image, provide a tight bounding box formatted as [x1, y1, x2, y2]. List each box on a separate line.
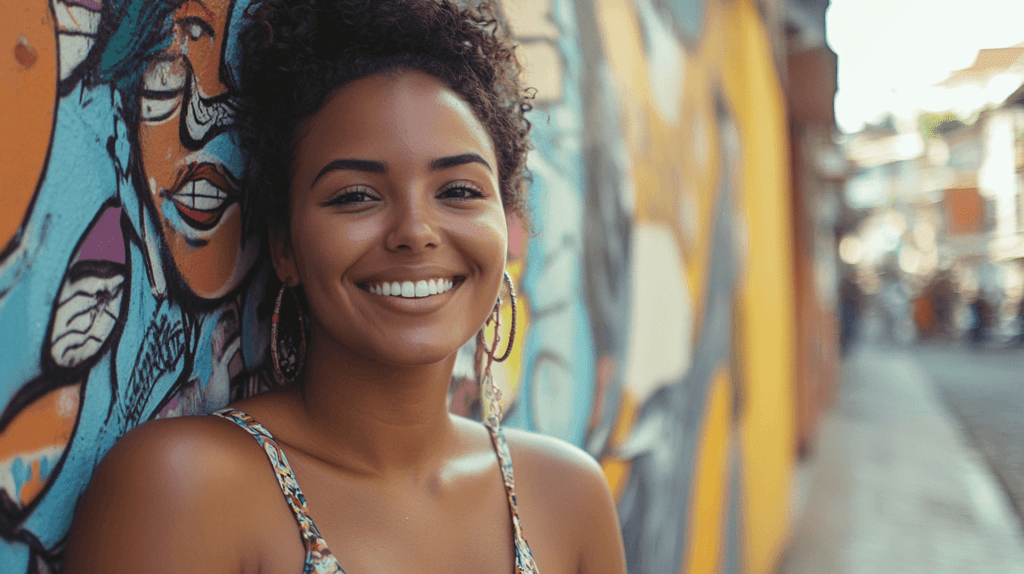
[583, 1, 797, 573]
[600, 391, 639, 499]
[592, 0, 650, 160]
[720, 2, 796, 573]
[591, 0, 722, 322]
[683, 366, 733, 574]
[600, 457, 632, 501]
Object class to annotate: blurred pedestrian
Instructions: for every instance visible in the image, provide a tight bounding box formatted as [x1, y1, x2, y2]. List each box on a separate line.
[1015, 295, 1024, 347]
[839, 270, 863, 354]
[969, 294, 993, 347]
[932, 270, 956, 340]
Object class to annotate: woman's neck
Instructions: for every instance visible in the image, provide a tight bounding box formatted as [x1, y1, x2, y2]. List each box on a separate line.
[288, 330, 462, 479]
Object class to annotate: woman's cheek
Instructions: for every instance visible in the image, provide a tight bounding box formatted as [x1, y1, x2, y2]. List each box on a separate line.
[470, 208, 509, 261]
[337, 214, 382, 245]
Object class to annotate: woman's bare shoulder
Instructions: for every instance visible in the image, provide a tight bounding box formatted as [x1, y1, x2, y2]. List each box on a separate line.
[500, 427, 627, 574]
[63, 415, 273, 574]
[501, 427, 605, 486]
[82, 414, 268, 498]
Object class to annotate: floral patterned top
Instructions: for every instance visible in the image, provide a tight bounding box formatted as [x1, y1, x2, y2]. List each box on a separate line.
[212, 408, 539, 574]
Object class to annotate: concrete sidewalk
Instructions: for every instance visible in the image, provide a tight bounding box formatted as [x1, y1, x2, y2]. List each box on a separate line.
[777, 346, 1024, 574]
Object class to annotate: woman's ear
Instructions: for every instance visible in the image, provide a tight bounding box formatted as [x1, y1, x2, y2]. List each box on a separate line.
[269, 224, 300, 286]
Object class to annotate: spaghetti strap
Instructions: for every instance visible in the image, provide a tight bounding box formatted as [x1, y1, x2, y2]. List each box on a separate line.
[212, 408, 539, 573]
[486, 424, 540, 574]
[212, 408, 346, 574]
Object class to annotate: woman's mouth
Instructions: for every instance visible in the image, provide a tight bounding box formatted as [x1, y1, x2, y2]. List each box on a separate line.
[363, 277, 460, 298]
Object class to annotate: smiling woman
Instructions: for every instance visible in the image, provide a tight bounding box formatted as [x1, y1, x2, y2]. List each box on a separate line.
[278, 72, 509, 369]
[61, 1, 627, 574]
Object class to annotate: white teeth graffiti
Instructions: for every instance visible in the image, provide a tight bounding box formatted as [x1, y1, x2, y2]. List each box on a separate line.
[171, 179, 228, 212]
[367, 278, 455, 298]
[164, 163, 240, 233]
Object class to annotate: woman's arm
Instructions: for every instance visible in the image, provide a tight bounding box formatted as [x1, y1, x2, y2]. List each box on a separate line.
[572, 458, 628, 574]
[63, 418, 257, 574]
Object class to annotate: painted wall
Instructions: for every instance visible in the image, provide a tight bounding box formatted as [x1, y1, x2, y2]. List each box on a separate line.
[0, 0, 796, 572]
[492, 1, 796, 572]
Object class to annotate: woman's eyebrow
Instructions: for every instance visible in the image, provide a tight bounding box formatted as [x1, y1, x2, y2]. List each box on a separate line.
[312, 158, 388, 186]
[430, 153, 492, 173]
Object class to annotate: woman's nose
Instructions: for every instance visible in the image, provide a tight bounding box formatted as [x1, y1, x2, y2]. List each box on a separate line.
[385, 193, 441, 252]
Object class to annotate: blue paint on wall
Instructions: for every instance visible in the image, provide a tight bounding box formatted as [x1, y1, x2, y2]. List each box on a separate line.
[504, 0, 596, 447]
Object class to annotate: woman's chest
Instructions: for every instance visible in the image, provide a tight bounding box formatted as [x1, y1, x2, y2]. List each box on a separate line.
[248, 461, 524, 574]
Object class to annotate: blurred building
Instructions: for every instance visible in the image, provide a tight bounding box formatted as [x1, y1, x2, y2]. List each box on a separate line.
[839, 45, 1024, 343]
[935, 44, 1024, 115]
[784, 0, 844, 455]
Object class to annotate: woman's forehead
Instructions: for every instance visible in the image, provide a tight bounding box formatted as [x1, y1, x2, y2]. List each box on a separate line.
[296, 71, 497, 167]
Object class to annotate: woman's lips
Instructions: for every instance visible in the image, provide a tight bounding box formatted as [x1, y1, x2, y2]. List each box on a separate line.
[364, 277, 458, 298]
[167, 163, 238, 231]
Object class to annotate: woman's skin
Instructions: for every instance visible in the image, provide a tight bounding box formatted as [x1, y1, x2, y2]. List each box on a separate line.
[63, 71, 627, 574]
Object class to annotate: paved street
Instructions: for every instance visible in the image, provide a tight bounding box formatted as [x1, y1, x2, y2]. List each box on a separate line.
[910, 343, 1024, 530]
[777, 344, 1024, 574]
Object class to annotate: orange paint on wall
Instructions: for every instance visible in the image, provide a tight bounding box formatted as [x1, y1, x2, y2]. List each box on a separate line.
[0, 384, 81, 462]
[20, 459, 47, 506]
[0, 0, 57, 251]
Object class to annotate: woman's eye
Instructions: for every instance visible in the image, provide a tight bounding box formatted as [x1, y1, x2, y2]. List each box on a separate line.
[439, 184, 484, 200]
[326, 189, 378, 206]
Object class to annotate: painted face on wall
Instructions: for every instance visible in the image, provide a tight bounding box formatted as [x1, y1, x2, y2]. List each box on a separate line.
[137, 0, 256, 300]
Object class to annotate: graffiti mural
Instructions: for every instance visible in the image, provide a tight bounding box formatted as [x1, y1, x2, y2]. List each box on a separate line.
[0, 0, 269, 570]
[499, 0, 796, 573]
[1, 0, 796, 572]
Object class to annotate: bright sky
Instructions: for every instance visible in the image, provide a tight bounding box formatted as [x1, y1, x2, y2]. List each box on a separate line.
[826, 0, 1024, 133]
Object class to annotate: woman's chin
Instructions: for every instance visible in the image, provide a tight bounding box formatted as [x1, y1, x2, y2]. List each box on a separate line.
[340, 333, 469, 369]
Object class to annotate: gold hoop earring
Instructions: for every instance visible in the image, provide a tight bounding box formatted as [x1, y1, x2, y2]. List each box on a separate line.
[477, 270, 517, 428]
[271, 282, 307, 384]
[494, 270, 517, 362]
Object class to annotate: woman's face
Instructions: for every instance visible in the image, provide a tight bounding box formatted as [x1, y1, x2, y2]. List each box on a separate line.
[275, 71, 508, 366]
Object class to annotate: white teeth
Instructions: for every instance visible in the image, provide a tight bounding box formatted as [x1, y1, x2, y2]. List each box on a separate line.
[368, 278, 457, 298]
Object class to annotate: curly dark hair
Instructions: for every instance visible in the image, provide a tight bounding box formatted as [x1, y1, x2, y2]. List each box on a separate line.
[237, 0, 533, 233]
